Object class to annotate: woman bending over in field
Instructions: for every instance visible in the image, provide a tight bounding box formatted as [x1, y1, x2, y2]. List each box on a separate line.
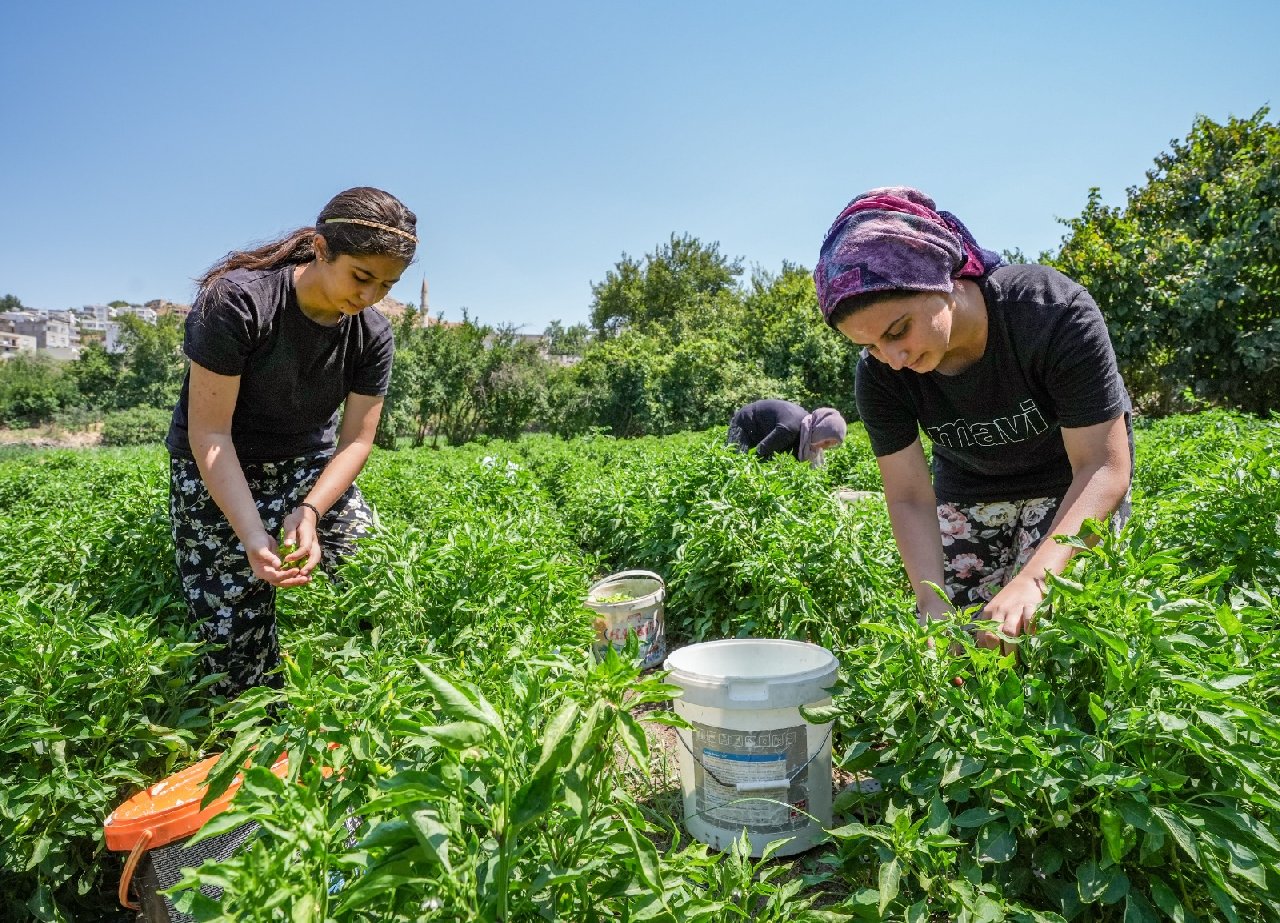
[727, 399, 848, 467]
[814, 187, 1132, 651]
[166, 186, 416, 696]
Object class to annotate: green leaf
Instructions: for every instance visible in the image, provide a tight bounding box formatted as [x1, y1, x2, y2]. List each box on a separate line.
[424, 720, 491, 749]
[1078, 860, 1109, 904]
[1152, 806, 1201, 863]
[512, 767, 559, 827]
[1123, 890, 1159, 923]
[976, 822, 1016, 863]
[407, 808, 453, 873]
[531, 700, 579, 778]
[1148, 875, 1191, 923]
[877, 857, 902, 915]
[616, 709, 649, 772]
[953, 806, 1003, 828]
[417, 664, 503, 734]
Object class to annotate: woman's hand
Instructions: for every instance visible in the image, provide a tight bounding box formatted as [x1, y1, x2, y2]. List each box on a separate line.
[280, 506, 324, 578]
[978, 573, 1046, 655]
[244, 531, 314, 588]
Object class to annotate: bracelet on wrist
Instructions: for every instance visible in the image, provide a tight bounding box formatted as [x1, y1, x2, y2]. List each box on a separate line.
[298, 501, 321, 520]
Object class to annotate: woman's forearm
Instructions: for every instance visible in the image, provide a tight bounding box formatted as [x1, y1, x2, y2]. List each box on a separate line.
[1018, 460, 1130, 584]
[191, 432, 269, 548]
[298, 439, 373, 516]
[887, 497, 950, 615]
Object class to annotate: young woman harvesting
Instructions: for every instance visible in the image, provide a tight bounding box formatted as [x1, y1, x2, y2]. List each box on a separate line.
[814, 187, 1132, 650]
[166, 186, 416, 696]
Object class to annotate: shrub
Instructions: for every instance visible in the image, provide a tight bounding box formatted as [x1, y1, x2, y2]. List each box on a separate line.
[100, 405, 171, 446]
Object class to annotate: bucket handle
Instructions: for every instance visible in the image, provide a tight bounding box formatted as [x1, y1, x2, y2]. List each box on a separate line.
[597, 569, 665, 590]
[117, 828, 152, 910]
[677, 725, 833, 792]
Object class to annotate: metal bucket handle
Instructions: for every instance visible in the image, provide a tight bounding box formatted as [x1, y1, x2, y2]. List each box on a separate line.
[593, 570, 665, 599]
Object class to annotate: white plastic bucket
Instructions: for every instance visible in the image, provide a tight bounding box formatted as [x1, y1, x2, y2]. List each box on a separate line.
[585, 570, 666, 670]
[665, 639, 838, 857]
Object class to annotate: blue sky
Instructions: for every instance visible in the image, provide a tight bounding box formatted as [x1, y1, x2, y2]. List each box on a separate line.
[2, 1, 1277, 331]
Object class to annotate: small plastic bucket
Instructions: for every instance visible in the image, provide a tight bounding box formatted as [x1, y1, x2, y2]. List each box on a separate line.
[585, 569, 666, 669]
[104, 753, 289, 920]
[665, 638, 838, 857]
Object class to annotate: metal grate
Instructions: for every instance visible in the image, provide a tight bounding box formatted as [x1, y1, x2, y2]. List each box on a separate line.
[131, 821, 260, 922]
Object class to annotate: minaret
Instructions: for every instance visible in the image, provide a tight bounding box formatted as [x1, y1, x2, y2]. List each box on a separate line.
[420, 277, 429, 314]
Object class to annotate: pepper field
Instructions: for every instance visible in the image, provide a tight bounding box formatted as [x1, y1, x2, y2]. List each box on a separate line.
[1, 411, 1278, 922]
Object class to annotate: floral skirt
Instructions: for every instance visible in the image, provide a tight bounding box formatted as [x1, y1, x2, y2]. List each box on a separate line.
[169, 453, 375, 697]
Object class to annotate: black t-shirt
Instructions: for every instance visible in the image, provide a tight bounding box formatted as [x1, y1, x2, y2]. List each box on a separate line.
[166, 265, 395, 462]
[729, 399, 808, 461]
[855, 263, 1131, 503]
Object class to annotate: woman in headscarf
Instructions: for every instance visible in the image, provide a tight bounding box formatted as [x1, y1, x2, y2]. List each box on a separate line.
[814, 187, 1132, 651]
[727, 399, 848, 467]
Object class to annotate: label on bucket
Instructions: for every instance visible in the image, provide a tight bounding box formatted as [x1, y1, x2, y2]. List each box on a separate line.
[590, 604, 665, 670]
[691, 721, 811, 833]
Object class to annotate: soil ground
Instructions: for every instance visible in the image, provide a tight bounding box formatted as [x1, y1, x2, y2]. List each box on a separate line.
[0, 423, 103, 449]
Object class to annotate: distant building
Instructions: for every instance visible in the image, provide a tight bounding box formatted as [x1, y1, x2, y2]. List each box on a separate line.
[0, 330, 37, 357]
[0, 310, 74, 350]
[76, 304, 111, 334]
[104, 322, 126, 354]
[148, 299, 192, 321]
[114, 304, 157, 324]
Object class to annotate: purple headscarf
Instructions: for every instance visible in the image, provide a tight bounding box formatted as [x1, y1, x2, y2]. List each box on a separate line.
[813, 187, 1004, 324]
[798, 407, 847, 467]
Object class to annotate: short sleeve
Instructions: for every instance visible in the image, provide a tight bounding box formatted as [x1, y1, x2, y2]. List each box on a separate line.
[855, 352, 920, 457]
[1044, 289, 1129, 429]
[183, 279, 259, 376]
[351, 323, 395, 396]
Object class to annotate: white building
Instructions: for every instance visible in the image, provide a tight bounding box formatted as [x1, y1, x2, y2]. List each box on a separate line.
[76, 304, 111, 334]
[114, 304, 158, 324]
[0, 330, 37, 357]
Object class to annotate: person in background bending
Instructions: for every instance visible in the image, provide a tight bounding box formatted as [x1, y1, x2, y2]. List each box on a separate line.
[727, 399, 848, 467]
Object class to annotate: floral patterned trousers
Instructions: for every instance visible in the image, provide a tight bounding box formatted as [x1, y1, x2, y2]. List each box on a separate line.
[938, 497, 1064, 609]
[169, 453, 375, 698]
[938, 493, 1131, 609]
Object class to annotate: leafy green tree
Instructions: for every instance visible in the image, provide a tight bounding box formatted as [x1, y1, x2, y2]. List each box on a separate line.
[475, 328, 549, 441]
[0, 354, 79, 425]
[380, 315, 553, 447]
[69, 342, 125, 411]
[656, 334, 785, 434]
[1052, 107, 1280, 415]
[0, 294, 22, 311]
[543, 320, 590, 356]
[734, 263, 858, 417]
[114, 314, 187, 409]
[589, 234, 742, 338]
[547, 331, 670, 437]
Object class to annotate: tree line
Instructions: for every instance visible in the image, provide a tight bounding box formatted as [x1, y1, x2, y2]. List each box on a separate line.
[1, 108, 1276, 443]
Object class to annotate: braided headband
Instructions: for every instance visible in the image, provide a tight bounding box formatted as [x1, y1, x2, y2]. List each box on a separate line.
[322, 217, 418, 244]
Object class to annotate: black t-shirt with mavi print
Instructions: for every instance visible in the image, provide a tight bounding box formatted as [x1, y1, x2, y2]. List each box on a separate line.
[855, 263, 1131, 503]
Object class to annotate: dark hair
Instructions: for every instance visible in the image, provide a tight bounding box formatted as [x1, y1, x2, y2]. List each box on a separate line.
[826, 288, 909, 330]
[197, 186, 417, 288]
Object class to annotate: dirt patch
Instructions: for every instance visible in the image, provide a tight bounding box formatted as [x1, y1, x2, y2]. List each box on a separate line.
[0, 424, 103, 449]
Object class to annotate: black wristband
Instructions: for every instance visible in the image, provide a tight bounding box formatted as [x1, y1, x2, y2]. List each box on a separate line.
[298, 501, 321, 521]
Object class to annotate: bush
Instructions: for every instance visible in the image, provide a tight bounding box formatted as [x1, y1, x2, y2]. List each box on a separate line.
[100, 405, 171, 446]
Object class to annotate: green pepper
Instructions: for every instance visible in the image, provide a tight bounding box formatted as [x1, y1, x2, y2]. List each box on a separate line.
[278, 540, 300, 570]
